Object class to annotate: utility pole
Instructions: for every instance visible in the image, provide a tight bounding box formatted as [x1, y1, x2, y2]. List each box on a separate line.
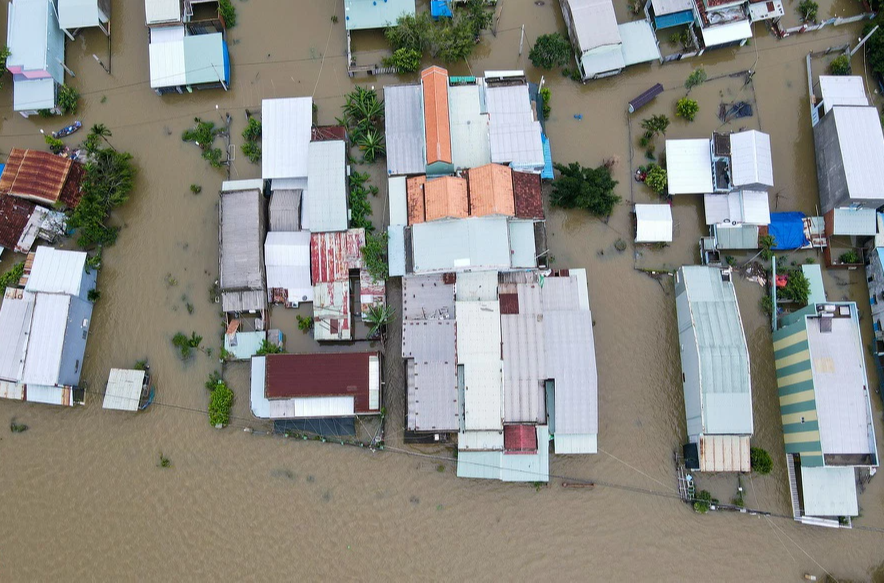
[851, 25, 879, 57]
[519, 25, 525, 56]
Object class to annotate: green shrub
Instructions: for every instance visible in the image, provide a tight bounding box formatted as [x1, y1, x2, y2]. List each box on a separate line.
[241, 141, 261, 164]
[675, 98, 699, 122]
[87, 289, 101, 302]
[208, 380, 234, 427]
[684, 68, 707, 90]
[158, 453, 171, 468]
[44, 134, 65, 153]
[0, 46, 10, 88]
[829, 54, 851, 75]
[242, 118, 261, 142]
[297, 315, 314, 333]
[693, 490, 717, 513]
[190, 184, 202, 194]
[780, 268, 810, 306]
[362, 232, 389, 282]
[750, 447, 773, 474]
[67, 146, 136, 248]
[760, 295, 773, 317]
[641, 115, 670, 137]
[172, 331, 202, 359]
[644, 163, 667, 195]
[839, 249, 861, 264]
[382, 47, 422, 73]
[540, 86, 551, 119]
[218, 0, 236, 27]
[759, 234, 776, 261]
[0, 262, 25, 290]
[57, 85, 79, 115]
[255, 339, 284, 356]
[529, 33, 572, 69]
[798, 0, 818, 22]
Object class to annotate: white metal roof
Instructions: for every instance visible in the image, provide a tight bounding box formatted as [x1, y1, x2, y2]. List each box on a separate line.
[387, 225, 406, 277]
[58, 0, 102, 30]
[304, 141, 348, 233]
[20, 293, 70, 386]
[268, 396, 355, 419]
[410, 217, 512, 273]
[485, 84, 544, 170]
[148, 37, 187, 89]
[455, 271, 499, 302]
[509, 220, 537, 268]
[819, 76, 868, 115]
[0, 292, 35, 382]
[800, 466, 859, 517]
[388, 176, 408, 226]
[703, 191, 770, 226]
[13, 78, 56, 112]
[448, 84, 492, 171]
[832, 207, 877, 236]
[457, 300, 504, 431]
[262, 97, 313, 181]
[651, 0, 694, 15]
[384, 84, 425, 176]
[635, 204, 673, 242]
[730, 130, 774, 188]
[144, 0, 181, 25]
[7, 0, 52, 72]
[103, 369, 146, 411]
[580, 45, 626, 79]
[564, 0, 621, 53]
[832, 106, 884, 203]
[618, 21, 661, 67]
[264, 231, 313, 304]
[700, 20, 752, 48]
[25, 247, 88, 296]
[666, 139, 713, 194]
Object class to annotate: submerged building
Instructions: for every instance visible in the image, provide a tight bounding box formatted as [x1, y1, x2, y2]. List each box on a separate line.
[6, 0, 66, 116]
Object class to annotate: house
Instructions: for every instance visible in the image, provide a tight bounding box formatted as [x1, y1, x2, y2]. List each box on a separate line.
[0, 149, 85, 208]
[485, 74, 547, 174]
[560, 0, 661, 81]
[0, 195, 68, 255]
[57, 0, 111, 39]
[144, 0, 230, 94]
[6, 0, 66, 117]
[635, 204, 673, 243]
[675, 266, 753, 472]
[343, 0, 415, 30]
[647, 0, 695, 30]
[422, 66, 454, 176]
[303, 140, 348, 233]
[384, 85, 426, 177]
[219, 181, 267, 359]
[0, 248, 96, 406]
[264, 231, 312, 307]
[262, 96, 313, 186]
[774, 301, 878, 525]
[250, 352, 381, 435]
[666, 138, 714, 195]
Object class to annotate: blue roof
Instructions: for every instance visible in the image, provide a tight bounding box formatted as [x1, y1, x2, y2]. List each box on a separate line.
[654, 10, 694, 29]
[431, 0, 452, 18]
[769, 212, 809, 250]
[541, 133, 553, 180]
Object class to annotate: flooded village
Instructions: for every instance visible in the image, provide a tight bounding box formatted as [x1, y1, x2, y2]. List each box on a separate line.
[1, 0, 884, 580]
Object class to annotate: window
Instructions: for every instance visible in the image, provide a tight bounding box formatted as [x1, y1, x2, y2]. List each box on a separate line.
[74, 360, 80, 373]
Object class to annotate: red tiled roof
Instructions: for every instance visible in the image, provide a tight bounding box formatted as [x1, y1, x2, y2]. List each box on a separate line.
[424, 176, 468, 221]
[265, 352, 379, 413]
[407, 175, 426, 225]
[467, 164, 515, 217]
[310, 230, 366, 283]
[0, 194, 36, 249]
[512, 171, 544, 219]
[421, 66, 452, 165]
[0, 148, 81, 206]
[504, 424, 537, 454]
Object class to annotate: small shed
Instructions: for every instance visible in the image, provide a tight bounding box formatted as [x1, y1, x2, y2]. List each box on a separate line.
[730, 130, 773, 190]
[666, 139, 713, 195]
[103, 369, 147, 411]
[703, 191, 770, 226]
[635, 204, 673, 243]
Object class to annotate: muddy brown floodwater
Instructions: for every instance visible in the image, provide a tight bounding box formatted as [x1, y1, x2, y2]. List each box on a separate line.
[1, 0, 884, 580]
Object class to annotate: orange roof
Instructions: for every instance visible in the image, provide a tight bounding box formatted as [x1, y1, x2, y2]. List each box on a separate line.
[424, 176, 468, 222]
[0, 148, 79, 206]
[421, 66, 452, 166]
[467, 164, 515, 217]
[407, 175, 426, 225]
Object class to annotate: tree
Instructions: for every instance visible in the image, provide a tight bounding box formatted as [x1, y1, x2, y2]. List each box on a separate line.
[68, 146, 137, 248]
[58, 85, 79, 115]
[0, 46, 11, 88]
[242, 118, 261, 142]
[759, 234, 775, 261]
[750, 447, 773, 474]
[781, 268, 810, 306]
[829, 54, 851, 75]
[864, 20, 884, 77]
[383, 47, 422, 73]
[529, 33, 572, 69]
[361, 232, 389, 282]
[550, 162, 621, 218]
[644, 163, 667, 195]
[798, 0, 818, 22]
[218, 0, 237, 27]
[641, 115, 670, 137]
[676, 98, 700, 122]
[684, 68, 707, 90]
[255, 339, 284, 355]
[90, 123, 115, 150]
[384, 2, 492, 64]
[0, 262, 24, 290]
[364, 304, 395, 340]
[207, 377, 234, 427]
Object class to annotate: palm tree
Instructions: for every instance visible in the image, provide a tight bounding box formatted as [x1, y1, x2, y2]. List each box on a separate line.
[356, 128, 385, 163]
[90, 123, 115, 150]
[364, 304, 395, 342]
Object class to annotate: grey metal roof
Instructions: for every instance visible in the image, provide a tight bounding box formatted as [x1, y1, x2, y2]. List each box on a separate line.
[304, 141, 348, 232]
[485, 84, 545, 170]
[410, 217, 512, 273]
[677, 266, 752, 435]
[455, 271, 498, 302]
[384, 85, 426, 176]
[448, 85, 491, 171]
[730, 130, 774, 188]
[25, 247, 88, 297]
[457, 300, 504, 431]
[401, 274, 455, 320]
[832, 106, 884, 204]
[220, 189, 266, 312]
[650, 0, 693, 16]
[563, 0, 621, 52]
[501, 283, 546, 423]
[0, 291, 35, 382]
[508, 220, 537, 268]
[714, 224, 759, 250]
[387, 225, 406, 277]
[262, 97, 312, 181]
[268, 190, 301, 232]
[403, 321, 459, 431]
[103, 369, 146, 412]
[832, 207, 877, 236]
[20, 293, 70, 386]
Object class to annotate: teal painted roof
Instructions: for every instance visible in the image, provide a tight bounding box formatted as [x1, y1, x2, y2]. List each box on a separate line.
[183, 33, 227, 85]
[344, 0, 416, 30]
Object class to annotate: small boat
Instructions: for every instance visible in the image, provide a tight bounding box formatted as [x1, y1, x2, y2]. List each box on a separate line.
[52, 120, 82, 139]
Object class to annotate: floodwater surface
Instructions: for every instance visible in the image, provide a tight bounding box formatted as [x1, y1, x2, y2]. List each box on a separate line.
[1, 1, 883, 580]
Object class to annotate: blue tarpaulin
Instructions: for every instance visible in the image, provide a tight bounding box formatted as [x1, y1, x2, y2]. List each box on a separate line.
[769, 212, 808, 250]
[431, 0, 452, 19]
[541, 133, 554, 180]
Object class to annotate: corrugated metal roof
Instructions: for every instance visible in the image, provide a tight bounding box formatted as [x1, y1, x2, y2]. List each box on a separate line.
[831, 106, 884, 204]
[219, 189, 266, 312]
[387, 225, 406, 277]
[268, 190, 301, 231]
[20, 293, 70, 386]
[0, 291, 35, 382]
[448, 84, 491, 171]
[25, 247, 88, 297]
[832, 207, 877, 236]
[730, 130, 774, 188]
[504, 424, 538, 453]
[304, 140, 348, 232]
[410, 217, 512, 273]
[103, 369, 146, 412]
[144, 0, 180, 24]
[545, 310, 597, 436]
[512, 171, 543, 219]
[700, 19, 752, 47]
[564, 0, 621, 52]
[313, 281, 350, 341]
[704, 191, 770, 226]
[699, 434, 750, 472]
[268, 395, 355, 419]
[714, 224, 759, 249]
[819, 75, 868, 115]
[580, 45, 625, 79]
[485, 84, 545, 170]
[467, 164, 514, 217]
[58, 0, 103, 30]
[406, 175, 426, 224]
[618, 21, 661, 67]
[182, 33, 228, 86]
[359, 268, 386, 315]
[422, 67, 452, 165]
[401, 274, 455, 320]
[424, 176, 468, 221]
[265, 352, 380, 413]
[0, 194, 37, 250]
[502, 283, 546, 423]
[265, 231, 313, 304]
[7, 0, 54, 72]
[456, 425, 549, 481]
[0, 149, 77, 206]
[262, 97, 313, 181]
[388, 176, 408, 226]
[457, 300, 503, 431]
[800, 466, 859, 517]
[148, 36, 187, 89]
[508, 220, 537, 268]
[635, 204, 673, 242]
[343, 0, 415, 30]
[666, 139, 713, 194]
[677, 266, 753, 435]
[383, 84, 426, 176]
[403, 320, 459, 431]
[310, 229, 365, 283]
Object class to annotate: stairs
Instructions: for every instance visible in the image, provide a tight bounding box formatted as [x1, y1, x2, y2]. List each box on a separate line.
[785, 453, 802, 519]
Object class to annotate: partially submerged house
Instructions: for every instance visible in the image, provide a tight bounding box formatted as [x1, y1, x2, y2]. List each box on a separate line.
[58, 0, 111, 39]
[264, 231, 312, 308]
[560, 0, 661, 81]
[144, 0, 230, 94]
[344, 0, 415, 30]
[635, 203, 673, 243]
[774, 301, 878, 526]
[0, 195, 67, 256]
[250, 352, 381, 435]
[262, 96, 313, 189]
[303, 140, 348, 233]
[0, 148, 85, 208]
[0, 247, 96, 406]
[6, 0, 66, 116]
[675, 266, 753, 472]
[219, 181, 267, 359]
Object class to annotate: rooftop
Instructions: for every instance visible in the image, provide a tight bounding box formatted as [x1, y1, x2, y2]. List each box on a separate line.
[422, 66, 452, 166]
[24, 247, 88, 297]
[310, 229, 365, 284]
[467, 164, 515, 217]
[102, 369, 147, 412]
[564, 0, 621, 53]
[635, 204, 673, 243]
[448, 84, 491, 171]
[0, 290, 35, 382]
[262, 97, 313, 181]
[831, 106, 884, 203]
[819, 75, 868, 115]
[0, 149, 82, 207]
[410, 216, 513, 273]
[303, 140, 348, 232]
[424, 176, 468, 221]
[144, 0, 181, 25]
[58, 0, 108, 30]
[264, 352, 380, 414]
[666, 139, 713, 194]
[264, 231, 313, 305]
[343, 0, 415, 30]
[730, 130, 774, 188]
[512, 171, 544, 219]
[0, 194, 37, 250]
[219, 187, 266, 312]
[383, 84, 426, 176]
[703, 191, 771, 226]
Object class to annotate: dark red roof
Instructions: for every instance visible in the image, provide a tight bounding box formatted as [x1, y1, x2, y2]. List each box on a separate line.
[0, 148, 82, 207]
[499, 292, 519, 315]
[512, 171, 543, 219]
[0, 194, 36, 250]
[312, 126, 348, 142]
[265, 352, 379, 413]
[504, 425, 537, 454]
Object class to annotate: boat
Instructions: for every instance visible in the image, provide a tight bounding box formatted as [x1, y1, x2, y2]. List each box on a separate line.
[51, 120, 82, 139]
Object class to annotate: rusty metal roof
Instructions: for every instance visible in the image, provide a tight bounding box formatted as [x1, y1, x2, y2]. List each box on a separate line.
[512, 171, 544, 219]
[0, 194, 36, 249]
[0, 149, 81, 206]
[406, 175, 426, 225]
[264, 352, 379, 413]
[467, 164, 515, 217]
[504, 424, 538, 454]
[424, 176, 468, 221]
[421, 66, 452, 165]
[311, 125, 348, 142]
[310, 229, 365, 283]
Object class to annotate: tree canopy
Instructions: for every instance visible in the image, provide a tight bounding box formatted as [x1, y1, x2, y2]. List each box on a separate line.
[529, 33, 572, 69]
[550, 162, 621, 217]
[68, 143, 136, 248]
[385, 1, 491, 63]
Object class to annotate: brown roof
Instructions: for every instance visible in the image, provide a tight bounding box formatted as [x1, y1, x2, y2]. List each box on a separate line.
[312, 125, 348, 142]
[265, 352, 379, 413]
[467, 164, 515, 217]
[0, 149, 81, 206]
[512, 171, 544, 219]
[504, 424, 537, 454]
[0, 194, 36, 250]
[424, 176, 468, 221]
[407, 175, 426, 225]
[311, 229, 365, 283]
[421, 66, 452, 165]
